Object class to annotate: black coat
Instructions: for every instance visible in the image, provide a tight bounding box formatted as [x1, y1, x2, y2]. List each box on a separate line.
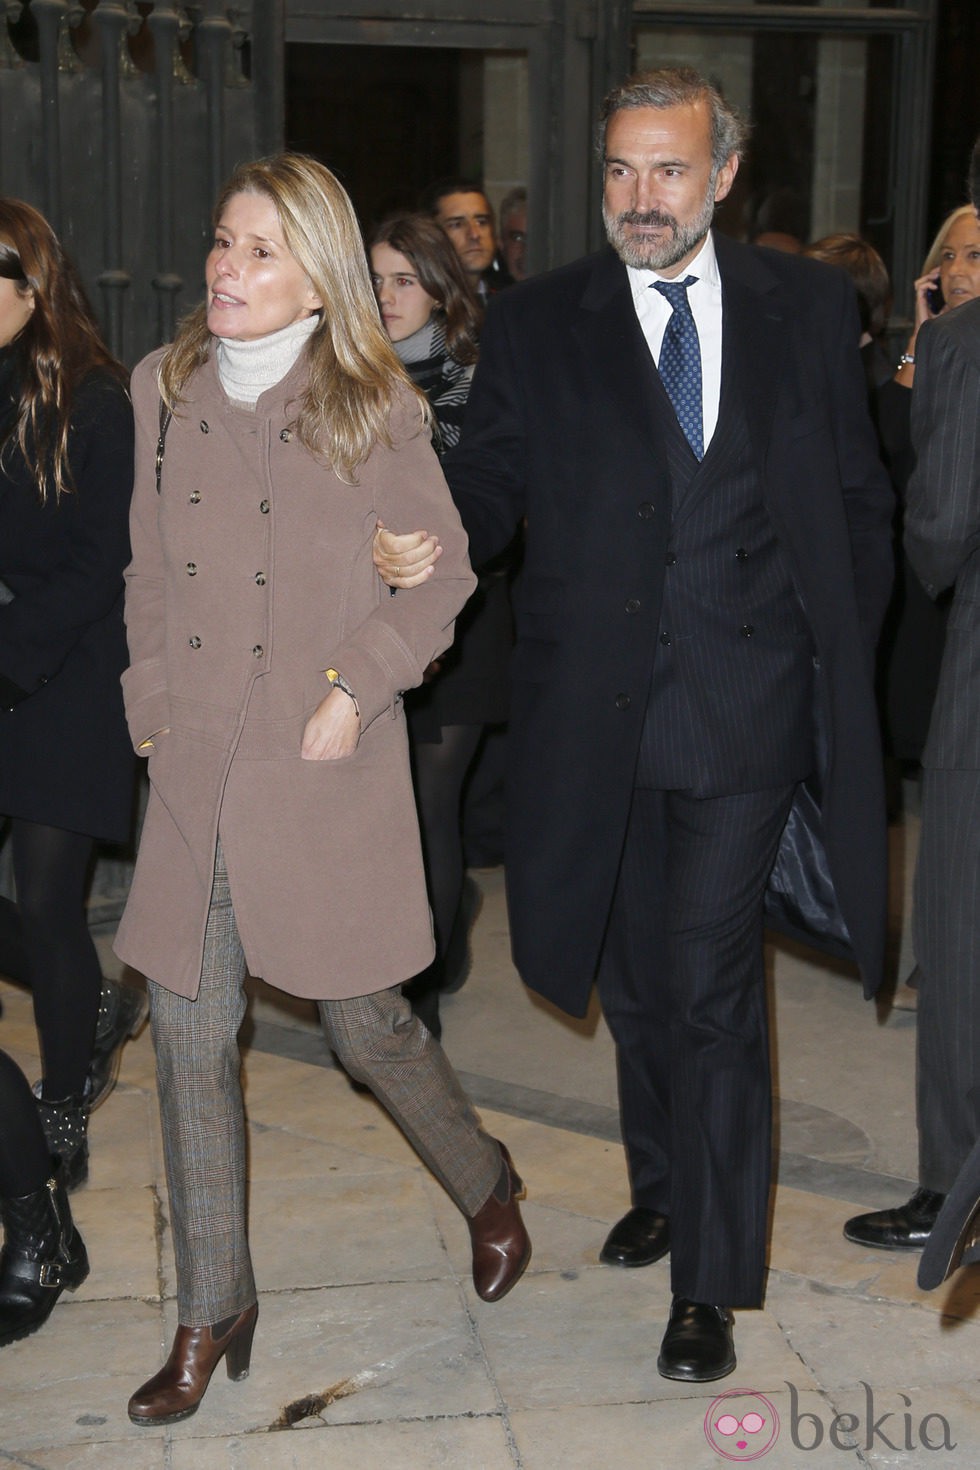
[399, 318, 512, 738]
[0, 362, 135, 842]
[443, 236, 895, 1014]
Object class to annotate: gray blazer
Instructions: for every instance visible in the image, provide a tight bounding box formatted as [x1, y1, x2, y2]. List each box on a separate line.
[905, 297, 980, 771]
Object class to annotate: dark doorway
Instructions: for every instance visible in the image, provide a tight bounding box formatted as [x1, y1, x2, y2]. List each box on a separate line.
[286, 44, 465, 232]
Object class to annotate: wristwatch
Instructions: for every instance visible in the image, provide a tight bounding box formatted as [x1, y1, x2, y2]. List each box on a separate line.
[324, 667, 360, 718]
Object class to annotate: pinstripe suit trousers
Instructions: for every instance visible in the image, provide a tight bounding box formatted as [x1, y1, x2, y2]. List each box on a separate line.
[148, 843, 501, 1325]
[597, 783, 796, 1307]
[914, 769, 980, 1193]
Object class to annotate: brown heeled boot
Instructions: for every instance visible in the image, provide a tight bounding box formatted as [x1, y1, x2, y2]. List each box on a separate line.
[128, 1302, 258, 1426]
[468, 1140, 531, 1302]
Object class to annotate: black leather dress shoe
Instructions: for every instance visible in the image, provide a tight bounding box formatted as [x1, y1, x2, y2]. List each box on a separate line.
[599, 1207, 670, 1267]
[843, 1187, 946, 1251]
[657, 1297, 736, 1382]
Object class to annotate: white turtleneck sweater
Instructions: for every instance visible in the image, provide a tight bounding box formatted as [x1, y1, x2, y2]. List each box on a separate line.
[215, 313, 319, 408]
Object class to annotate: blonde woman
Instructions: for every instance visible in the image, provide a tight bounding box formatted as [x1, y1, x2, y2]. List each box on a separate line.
[894, 204, 980, 390]
[117, 154, 530, 1427]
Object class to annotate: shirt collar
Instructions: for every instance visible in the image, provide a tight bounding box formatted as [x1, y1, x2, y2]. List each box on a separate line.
[626, 230, 720, 303]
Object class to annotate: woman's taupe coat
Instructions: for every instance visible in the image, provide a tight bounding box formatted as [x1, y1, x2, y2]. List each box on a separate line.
[113, 347, 476, 1000]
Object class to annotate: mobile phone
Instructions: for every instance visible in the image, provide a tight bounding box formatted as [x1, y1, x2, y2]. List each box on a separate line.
[926, 281, 944, 315]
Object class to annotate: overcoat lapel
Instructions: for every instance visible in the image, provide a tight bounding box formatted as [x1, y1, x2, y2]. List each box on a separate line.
[571, 250, 672, 502]
[713, 235, 792, 476]
[568, 240, 794, 527]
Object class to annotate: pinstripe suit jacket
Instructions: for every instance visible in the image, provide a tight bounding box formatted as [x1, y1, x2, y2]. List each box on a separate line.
[443, 234, 894, 1014]
[905, 298, 980, 771]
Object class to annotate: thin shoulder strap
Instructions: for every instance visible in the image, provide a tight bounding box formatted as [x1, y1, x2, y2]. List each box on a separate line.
[156, 396, 172, 495]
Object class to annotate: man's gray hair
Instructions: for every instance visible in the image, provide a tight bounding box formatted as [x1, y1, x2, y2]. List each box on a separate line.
[499, 185, 527, 223]
[596, 66, 748, 176]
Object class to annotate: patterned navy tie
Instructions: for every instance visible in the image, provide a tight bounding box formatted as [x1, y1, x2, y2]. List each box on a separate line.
[653, 275, 703, 460]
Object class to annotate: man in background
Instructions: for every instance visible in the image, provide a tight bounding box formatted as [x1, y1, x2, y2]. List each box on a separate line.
[421, 177, 509, 296]
[498, 186, 528, 282]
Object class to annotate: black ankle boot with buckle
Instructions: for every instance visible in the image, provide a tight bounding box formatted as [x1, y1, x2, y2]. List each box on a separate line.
[0, 1164, 90, 1348]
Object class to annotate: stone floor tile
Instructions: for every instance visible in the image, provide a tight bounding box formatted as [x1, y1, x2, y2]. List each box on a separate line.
[0, 1299, 168, 1452]
[765, 1276, 980, 1391]
[241, 1054, 420, 1172]
[769, 1186, 915, 1290]
[512, 1392, 850, 1470]
[849, 1252, 980, 1316]
[831, 1379, 980, 1468]
[71, 1184, 161, 1302]
[168, 1415, 516, 1469]
[6, 1441, 168, 1468]
[155, 1281, 497, 1441]
[473, 1266, 816, 1411]
[467, 1116, 630, 1223]
[85, 1089, 163, 1192]
[776, 1095, 873, 1166]
[248, 1169, 454, 1291]
[246, 1121, 411, 1184]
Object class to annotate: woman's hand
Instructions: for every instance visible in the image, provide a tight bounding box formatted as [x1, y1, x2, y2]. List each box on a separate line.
[896, 268, 943, 388]
[301, 688, 360, 761]
[373, 518, 442, 589]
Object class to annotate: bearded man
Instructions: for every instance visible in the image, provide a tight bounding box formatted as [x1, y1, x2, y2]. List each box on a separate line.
[377, 67, 893, 1382]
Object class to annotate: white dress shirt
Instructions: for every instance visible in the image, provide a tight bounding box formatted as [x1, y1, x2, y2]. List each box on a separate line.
[626, 231, 723, 452]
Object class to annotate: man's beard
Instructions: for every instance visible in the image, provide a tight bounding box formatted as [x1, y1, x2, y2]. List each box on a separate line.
[603, 182, 716, 270]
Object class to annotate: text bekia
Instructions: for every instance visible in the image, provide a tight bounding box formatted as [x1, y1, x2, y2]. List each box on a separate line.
[788, 1382, 955, 1452]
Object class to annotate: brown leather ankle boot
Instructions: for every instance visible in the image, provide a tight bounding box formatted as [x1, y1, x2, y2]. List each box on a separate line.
[468, 1140, 531, 1302]
[128, 1302, 258, 1425]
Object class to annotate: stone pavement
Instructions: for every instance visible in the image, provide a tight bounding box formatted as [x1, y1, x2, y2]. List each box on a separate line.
[2, 796, 980, 1468]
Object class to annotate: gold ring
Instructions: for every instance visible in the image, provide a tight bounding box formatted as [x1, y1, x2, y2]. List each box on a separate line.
[394, 566, 400, 576]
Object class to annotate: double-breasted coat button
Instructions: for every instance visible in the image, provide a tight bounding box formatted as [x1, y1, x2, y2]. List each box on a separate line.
[735, 547, 748, 561]
[615, 693, 631, 710]
[252, 644, 264, 658]
[189, 491, 201, 504]
[254, 572, 267, 585]
[637, 501, 655, 519]
[199, 420, 210, 433]
[740, 624, 755, 638]
[625, 598, 641, 614]
[189, 636, 202, 649]
[659, 630, 671, 646]
[259, 499, 270, 514]
[665, 551, 677, 566]
[186, 562, 197, 576]
[279, 429, 291, 442]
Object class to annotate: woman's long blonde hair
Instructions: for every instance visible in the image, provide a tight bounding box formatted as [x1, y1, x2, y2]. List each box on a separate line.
[160, 153, 429, 481]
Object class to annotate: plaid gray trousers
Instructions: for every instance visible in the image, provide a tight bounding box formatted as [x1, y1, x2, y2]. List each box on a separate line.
[148, 842, 501, 1324]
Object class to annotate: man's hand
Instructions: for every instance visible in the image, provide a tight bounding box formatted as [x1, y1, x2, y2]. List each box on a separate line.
[373, 519, 443, 589]
[301, 688, 360, 760]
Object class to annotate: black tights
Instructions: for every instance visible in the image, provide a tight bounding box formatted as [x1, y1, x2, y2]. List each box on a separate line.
[413, 724, 483, 957]
[0, 1048, 49, 1196]
[405, 725, 483, 1032]
[0, 820, 100, 1099]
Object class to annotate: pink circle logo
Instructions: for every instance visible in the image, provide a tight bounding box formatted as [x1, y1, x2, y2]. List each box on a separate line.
[704, 1389, 780, 1460]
